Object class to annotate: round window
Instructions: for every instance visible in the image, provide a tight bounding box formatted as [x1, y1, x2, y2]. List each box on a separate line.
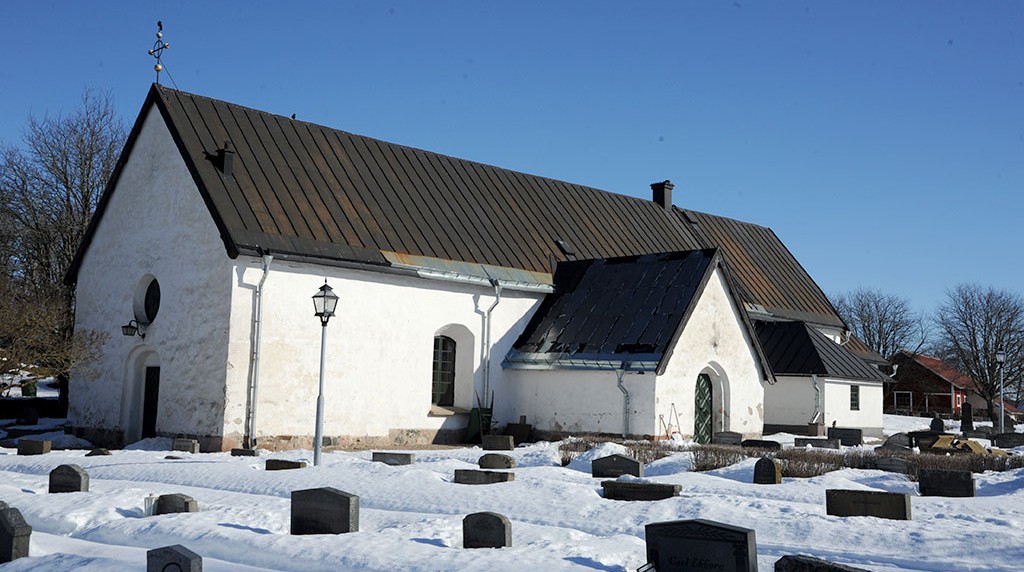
[133, 275, 161, 325]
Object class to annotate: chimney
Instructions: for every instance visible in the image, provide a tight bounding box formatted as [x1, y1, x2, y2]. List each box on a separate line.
[218, 140, 235, 177]
[650, 180, 674, 209]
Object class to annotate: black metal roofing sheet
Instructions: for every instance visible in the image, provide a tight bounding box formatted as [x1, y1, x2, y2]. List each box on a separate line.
[754, 320, 888, 382]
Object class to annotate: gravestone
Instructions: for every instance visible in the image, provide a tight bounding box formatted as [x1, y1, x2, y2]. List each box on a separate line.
[372, 452, 415, 466]
[753, 457, 782, 484]
[0, 507, 31, 563]
[826, 428, 862, 446]
[960, 403, 974, 432]
[825, 490, 911, 520]
[147, 544, 202, 572]
[713, 431, 743, 446]
[929, 417, 945, 432]
[742, 439, 781, 451]
[775, 554, 870, 571]
[172, 438, 200, 454]
[974, 425, 995, 436]
[154, 493, 199, 515]
[794, 438, 840, 450]
[993, 433, 1024, 449]
[962, 430, 991, 440]
[644, 519, 757, 572]
[504, 415, 533, 445]
[291, 487, 359, 534]
[873, 457, 914, 474]
[591, 454, 643, 478]
[17, 439, 50, 456]
[230, 448, 259, 457]
[85, 448, 111, 456]
[463, 511, 511, 549]
[454, 469, 515, 485]
[918, 468, 975, 497]
[48, 464, 89, 493]
[481, 435, 515, 451]
[601, 481, 681, 501]
[266, 459, 306, 471]
[478, 453, 516, 470]
[884, 433, 912, 448]
[906, 430, 945, 450]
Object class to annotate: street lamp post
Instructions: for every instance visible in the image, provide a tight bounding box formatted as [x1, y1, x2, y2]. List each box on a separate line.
[312, 281, 339, 466]
[996, 348, 1006, 434]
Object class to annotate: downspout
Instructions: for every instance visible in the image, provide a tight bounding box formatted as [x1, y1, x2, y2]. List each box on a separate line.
[244, 254, 273, 449]
[616, 366, 630, 438]
[482, 279, 503, 400]
[810, 374, 823, 424]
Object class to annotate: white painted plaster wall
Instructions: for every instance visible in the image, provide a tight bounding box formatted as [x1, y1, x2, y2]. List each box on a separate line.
[823, 378, 884, 437]
[69, 106, 234, 443]
[655, 268, 766, 438]
[223, 259, 543, 445]
[763, 376, 819, 427]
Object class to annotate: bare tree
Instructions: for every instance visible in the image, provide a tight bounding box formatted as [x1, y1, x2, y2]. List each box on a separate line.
[832, 287, 927, 359]
[935, 284, 1024, 420]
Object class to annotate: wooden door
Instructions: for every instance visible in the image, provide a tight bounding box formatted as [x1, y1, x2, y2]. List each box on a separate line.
[694, 373, 713, 444]
[142, 366, 160, 439]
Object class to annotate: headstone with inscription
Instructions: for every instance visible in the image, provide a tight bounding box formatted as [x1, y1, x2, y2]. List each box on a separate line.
[918, 468, 975, 497]
[454, 469, 515, 485]
[959, 402, 974, 432]
[753, 457, 782, 484]
[0, 507, 31, 563]
[644, 519, 758, 572]
[463, 511, 511, 549]
[713, 431, 743, 446]
[826, 428, 862, 446]
[147, 544, 202, 572]
[591, 454, 643, 478]
[290, 487, 359, 534]
[48, 464, 89, 493]
[825, 490, 911, 520]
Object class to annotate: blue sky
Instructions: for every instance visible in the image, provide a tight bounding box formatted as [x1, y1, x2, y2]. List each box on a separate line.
[2, 2, 1021, 313]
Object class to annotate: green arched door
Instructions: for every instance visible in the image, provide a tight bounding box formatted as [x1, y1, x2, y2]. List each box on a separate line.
[694, 373, 713, 444]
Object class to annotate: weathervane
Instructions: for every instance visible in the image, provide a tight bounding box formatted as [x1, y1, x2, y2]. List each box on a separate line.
[148, 21, 170, 84]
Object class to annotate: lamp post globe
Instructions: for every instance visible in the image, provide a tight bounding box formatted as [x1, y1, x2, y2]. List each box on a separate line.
[312, 281, 339, 466]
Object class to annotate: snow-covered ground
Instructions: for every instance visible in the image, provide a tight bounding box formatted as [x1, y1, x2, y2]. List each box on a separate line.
[0, 416, 1021, 571]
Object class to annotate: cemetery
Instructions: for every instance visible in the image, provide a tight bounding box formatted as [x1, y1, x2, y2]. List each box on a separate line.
[0, 414, 1021, 570]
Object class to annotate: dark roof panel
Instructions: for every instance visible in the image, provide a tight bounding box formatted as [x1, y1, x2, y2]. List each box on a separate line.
[755, 321, 887, 382]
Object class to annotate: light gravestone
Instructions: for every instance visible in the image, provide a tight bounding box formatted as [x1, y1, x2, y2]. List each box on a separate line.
[463, 512, 511, 549]
[960, 402, 974, 432]
[794, 437, 840, 450]
[825, 490, 911, 520]
[826, 428, 862, 446]
[172, 438, 200, 454]
[591, 454, 643, 478]
[481, 435, 515, 451]
[16, 439, 50, 456]
[291, 487, 359, 535]
[147, 544, 202, 572]
[0, 507, 31, 563]
[48, 464, 89, 493]
[644, 519, 757, 572]
[478, 453, 516, 470]
[918, 469, 975, 497]
[372, 452, 415, 466]
[154, 494, 199, 515]
[775, 554, 869, 572]
[753, 458, 782, 484]
[713, 431, 743, 446]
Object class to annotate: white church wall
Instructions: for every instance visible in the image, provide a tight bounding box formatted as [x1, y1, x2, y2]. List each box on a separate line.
[763, 375, 818, 428]
[223, 259, 543, 448]
[823, 378, 884, 437]
[655, 268, 766, 438]
[69, 106, 234, 447]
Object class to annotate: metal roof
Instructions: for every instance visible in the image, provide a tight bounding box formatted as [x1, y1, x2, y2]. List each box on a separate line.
[755, 320, 888, 382]
[66, 85, 847, 330]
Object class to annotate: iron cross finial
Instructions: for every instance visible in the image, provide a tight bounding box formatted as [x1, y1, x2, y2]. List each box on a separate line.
[147, 20, 171, 84]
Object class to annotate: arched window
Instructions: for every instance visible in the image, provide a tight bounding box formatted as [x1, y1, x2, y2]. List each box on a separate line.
[432, 335, 457, 406]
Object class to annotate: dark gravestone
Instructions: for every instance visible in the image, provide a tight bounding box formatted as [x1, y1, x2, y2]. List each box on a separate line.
[753, 458, 782, 484]
[17, 439, 50, 456]
[49, 464, 89, 493]
[147, 544, 202, 572]
[826, 428, 862, 446]
[463, 511, 512, 549]
[993, 433, 1024, 448]
[230, 448, 259, 457]
[85, 448, 111, 456]
[154, 493, 199, 515]
[713, 431, 743, 446]
[742, 439, 781, 451]
[644, 519, 757, 572]
[974, 425, 995, 436]
[504, 416, 533, 445]
[884, 433, 912, 448]
[0, 507, 31, 563]
[454, 469, 515, 485]
[291, 487, 359, 534]
[962, 430, 991, 440]
[601, 481, 681, 501]
[775, 554, 870, 572]
[591, 454, 643, 478]
[929, 417, 945, 432]
[918, 469, 975, 497]
[481, 435, 515, 451]
[172, 438, 200, 454]
[794, 438, 840, 450]
[825, 490, 911, 520]
[372, 452, 415, 466]
[266, 459, 306, 471]
[960, 403, 974, 432]
[873, 457, 914, 474]
[478, 453, 516, 470]
[906, 430, 945, 450]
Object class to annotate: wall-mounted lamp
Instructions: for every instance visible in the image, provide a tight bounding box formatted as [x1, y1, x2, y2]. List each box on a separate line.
[121, 319, 146, 339]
